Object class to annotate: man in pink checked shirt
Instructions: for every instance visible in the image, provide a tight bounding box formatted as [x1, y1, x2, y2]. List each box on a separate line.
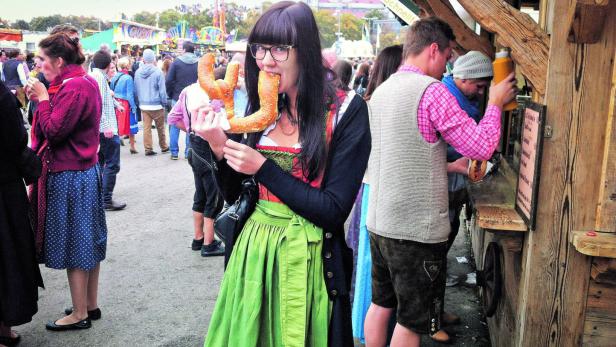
[364, 17, 516, 347]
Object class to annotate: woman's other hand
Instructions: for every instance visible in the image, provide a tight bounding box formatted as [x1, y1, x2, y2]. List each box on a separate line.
[192, 105, 228, 159]
[223, 139, 266, 175]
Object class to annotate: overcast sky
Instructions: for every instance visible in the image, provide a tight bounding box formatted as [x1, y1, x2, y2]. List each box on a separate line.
[4, 0, 264, 22]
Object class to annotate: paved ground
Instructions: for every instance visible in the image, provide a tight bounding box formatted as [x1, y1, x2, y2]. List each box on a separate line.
[15, 129, 490, 347]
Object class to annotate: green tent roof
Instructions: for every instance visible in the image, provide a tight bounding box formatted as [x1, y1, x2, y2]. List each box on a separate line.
[81, 29, 116, 53]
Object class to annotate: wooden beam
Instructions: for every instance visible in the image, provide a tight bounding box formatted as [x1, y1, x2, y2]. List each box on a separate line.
[572, 231, 616, 258]
[591, 258, 616, 285]
[456, 0, 549, 95]
[586, 279, 616, 315]
[413, 0, 436, 17]
[595, 47, 616, 232]
[583, 311, 616, 346]
[585, 279, 616, 345]
[516, 0, 616, 345]
[567, 0, 610, 43]
[414, 0, 495, 58]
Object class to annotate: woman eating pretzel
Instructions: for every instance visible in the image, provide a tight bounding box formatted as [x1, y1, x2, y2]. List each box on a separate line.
[193, 2, 371, 346]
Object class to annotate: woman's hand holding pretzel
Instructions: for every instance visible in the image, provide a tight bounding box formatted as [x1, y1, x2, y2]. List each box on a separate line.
[191, 105, 228, 160]
[222, 139, 266, 175]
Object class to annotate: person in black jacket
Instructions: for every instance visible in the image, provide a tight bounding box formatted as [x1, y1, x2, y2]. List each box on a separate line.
[166, 41, 198, 159]
[0, 81, 44, 347]
[194, 2, 370, 346]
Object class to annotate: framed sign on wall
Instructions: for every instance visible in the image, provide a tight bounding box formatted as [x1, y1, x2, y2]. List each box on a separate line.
[515, 102, 547, 230]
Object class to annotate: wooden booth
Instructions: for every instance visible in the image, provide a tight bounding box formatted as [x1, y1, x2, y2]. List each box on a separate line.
[396, 0, 616, 346]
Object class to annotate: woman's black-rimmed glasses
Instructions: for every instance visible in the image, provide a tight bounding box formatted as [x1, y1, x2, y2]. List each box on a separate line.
[248, 43, 294, 62]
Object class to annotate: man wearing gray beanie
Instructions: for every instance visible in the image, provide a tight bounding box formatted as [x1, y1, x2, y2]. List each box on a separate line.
[134, 49, 169, 155]
[436, 50, 495, 337]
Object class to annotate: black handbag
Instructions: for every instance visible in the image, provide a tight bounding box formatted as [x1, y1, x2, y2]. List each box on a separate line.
[187, 140, 259, 267]
[18, 146, 42, 185]
[214, 178, 258, 258]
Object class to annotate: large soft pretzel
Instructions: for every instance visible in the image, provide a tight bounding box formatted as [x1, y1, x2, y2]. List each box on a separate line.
[198, 53, 239, 119]
[226, 71, 280, 134]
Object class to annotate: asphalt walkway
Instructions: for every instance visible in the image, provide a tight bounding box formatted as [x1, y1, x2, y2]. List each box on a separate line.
[16, 129, 489, 347]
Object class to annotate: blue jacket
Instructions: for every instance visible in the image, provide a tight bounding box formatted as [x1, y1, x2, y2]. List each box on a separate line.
[165, 53, 198, 101]
[133, 64, 167, 108]
[2, 59, 23, 88]
[110, 72, 137, 113]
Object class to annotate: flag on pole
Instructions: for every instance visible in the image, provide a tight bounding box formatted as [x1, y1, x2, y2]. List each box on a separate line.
[376, 24, 382, 51]
[363, 23, 370, 42]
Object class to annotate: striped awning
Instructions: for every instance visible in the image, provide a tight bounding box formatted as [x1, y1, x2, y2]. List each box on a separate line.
[0, 29, 23, 42]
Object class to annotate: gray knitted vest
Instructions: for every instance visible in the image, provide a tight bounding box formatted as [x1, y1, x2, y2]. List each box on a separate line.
[366, 72, 450, 243]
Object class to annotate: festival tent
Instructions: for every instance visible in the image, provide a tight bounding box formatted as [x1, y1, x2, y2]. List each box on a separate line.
[225, 40, 247, 52]
[333, 39, 375, 58]
[81, 29, 116, 53]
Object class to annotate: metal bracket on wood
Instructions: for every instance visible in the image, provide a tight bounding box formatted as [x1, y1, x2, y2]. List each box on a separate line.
[544, 125, 553, 138]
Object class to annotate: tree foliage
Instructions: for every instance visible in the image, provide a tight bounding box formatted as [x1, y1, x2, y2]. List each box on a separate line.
[28, 15, 111, 32]
[313, 10, 337, 48]
[13, 20, 30, 30]
[132, 11, 157, 27]
[378, 32, 402, 52]
[10, 5, 372, 49]
[158, 10, 182, 29]
[314, 10, 366, 48]
[363, 9, 386, 20]
[29, 15, 63, 31]
[340, 13, 362, 41]
[236, 9, 261, 40]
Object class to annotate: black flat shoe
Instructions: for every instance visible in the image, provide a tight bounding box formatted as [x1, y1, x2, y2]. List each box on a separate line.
[64, 307, 102, 320]
[104, 200, 127, 211]
[201, 240, 225, 257]
[0, 332, 20, 346]
[46, 318, 91, 331]
[191, 238, 204, 251]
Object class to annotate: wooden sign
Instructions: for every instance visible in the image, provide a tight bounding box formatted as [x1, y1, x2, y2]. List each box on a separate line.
[515, 103, 546, 229]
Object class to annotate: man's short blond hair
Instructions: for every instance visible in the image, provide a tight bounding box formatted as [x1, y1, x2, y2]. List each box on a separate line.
[117, 57, 130, 70]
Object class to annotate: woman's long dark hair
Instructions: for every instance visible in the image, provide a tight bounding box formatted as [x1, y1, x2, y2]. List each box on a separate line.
[364, 45, 403, 101]
[244, 1, 336, 181]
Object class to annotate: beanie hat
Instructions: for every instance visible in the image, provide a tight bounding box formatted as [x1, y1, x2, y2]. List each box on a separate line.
[142, 49, 156, 63]
[451, 51, 493, 79]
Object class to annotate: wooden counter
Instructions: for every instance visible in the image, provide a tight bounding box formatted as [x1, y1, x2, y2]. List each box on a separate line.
[467, 161, 528, 232]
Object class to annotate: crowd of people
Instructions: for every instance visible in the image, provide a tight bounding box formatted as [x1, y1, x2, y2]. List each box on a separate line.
[1, 1, 517, 346]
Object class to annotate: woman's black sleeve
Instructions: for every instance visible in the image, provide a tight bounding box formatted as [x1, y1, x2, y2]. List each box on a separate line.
[0, 82, 27, 158]
[254, 102, 371, 231]
[211, 134, 249, 204]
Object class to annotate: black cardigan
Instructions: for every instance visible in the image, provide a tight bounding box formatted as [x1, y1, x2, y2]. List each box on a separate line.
[213, 94, 370, 346]
[0, 81, 28, 184]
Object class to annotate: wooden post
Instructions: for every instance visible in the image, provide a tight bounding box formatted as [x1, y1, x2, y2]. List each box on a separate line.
[516, 1, 616, 346]
[595, 49, 616, 232]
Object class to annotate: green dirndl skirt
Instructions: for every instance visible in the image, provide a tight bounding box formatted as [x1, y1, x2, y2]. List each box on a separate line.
[204, 200, 332, 347]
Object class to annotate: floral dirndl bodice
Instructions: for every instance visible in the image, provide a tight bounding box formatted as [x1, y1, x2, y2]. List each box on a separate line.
[256, 145, 323, 203]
